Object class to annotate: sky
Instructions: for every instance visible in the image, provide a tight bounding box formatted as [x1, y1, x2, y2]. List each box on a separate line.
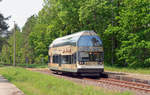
[0, 0, 43, 30]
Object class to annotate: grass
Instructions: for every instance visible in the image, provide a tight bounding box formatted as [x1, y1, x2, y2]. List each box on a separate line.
[0, 64, 4, 67]
[105, 65, 150, 75]
[0, 63, 48, 68]
[0, 67, 132, 95]
[16, 64, 48, 68]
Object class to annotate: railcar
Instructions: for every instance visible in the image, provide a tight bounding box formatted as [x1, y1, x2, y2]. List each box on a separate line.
[48, 30, 104, 76]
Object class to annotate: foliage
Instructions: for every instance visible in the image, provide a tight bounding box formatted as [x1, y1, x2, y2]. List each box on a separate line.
[105, 0, 150, 67]
[0, 12, 9, 51]
[1, 0, 150, 68]
[1, 26, 23, 64]
[0, 0, 10, 52]
[0, 13, 9, 36]
[0, 67, 132, 95]
[28, 0, 113, 64]
[21, 15, 38, 64]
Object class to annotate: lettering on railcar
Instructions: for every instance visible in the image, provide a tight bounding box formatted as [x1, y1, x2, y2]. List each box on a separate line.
[50, 45, 77, 55]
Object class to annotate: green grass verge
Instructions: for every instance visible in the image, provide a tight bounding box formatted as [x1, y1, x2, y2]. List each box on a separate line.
[0, 63, 48, 68]
[0, 67, 132, 95]
[0, 64, 4, 67]
[16, 64, 48, 68]
[105, 66, 150, 75]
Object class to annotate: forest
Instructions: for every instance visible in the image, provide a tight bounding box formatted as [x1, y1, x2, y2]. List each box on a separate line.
[0, 0, 150, 68]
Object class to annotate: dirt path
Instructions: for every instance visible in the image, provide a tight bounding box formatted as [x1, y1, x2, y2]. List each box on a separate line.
[0, 75, 25, 95]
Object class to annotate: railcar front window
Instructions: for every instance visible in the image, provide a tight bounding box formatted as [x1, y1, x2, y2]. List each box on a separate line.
[79, 52, 89, 61]
[79, 52, 104, 62]
[89, 53, 101, 61]
[78, 36, 102, 47]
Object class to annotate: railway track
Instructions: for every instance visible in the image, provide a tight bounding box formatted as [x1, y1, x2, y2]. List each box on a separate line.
[84, 78, 150, 93]
[27, 68, 150, 94]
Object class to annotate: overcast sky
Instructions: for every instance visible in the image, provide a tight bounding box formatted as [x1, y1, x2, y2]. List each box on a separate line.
[0, 0, 43, 30]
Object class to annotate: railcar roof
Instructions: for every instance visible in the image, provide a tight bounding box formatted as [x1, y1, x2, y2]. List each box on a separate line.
[49, 30, 96, 48]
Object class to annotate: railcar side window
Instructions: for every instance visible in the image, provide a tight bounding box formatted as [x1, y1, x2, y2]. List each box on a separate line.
[61, 55, 71, 64]
[72, 53, 76, 64]
[53, 55, 59, 63]
[52, 36, 79, 47]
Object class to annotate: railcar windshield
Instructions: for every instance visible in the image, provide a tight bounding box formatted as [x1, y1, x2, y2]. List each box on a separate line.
[79, 52, 104, 62]
[78, 36, 102, 47]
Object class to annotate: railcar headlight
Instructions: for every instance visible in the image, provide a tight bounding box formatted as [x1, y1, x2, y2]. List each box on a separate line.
[79, 62, 84, 65]
[81, 62, 84, 65]
[79, 62, 82, 65]
[82, 62, 83, 65]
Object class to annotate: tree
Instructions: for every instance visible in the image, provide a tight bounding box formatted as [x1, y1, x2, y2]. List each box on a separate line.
[0, 13, 9, 52]
[0, 14, 9, 36]
[1, 25, 21, 64]
[3, 0, 149, 68]
[106, 0, 150, 67]
[0, 1, 10, 52]
[26, 0, 116, 64]
[22, 15, 38, 64]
